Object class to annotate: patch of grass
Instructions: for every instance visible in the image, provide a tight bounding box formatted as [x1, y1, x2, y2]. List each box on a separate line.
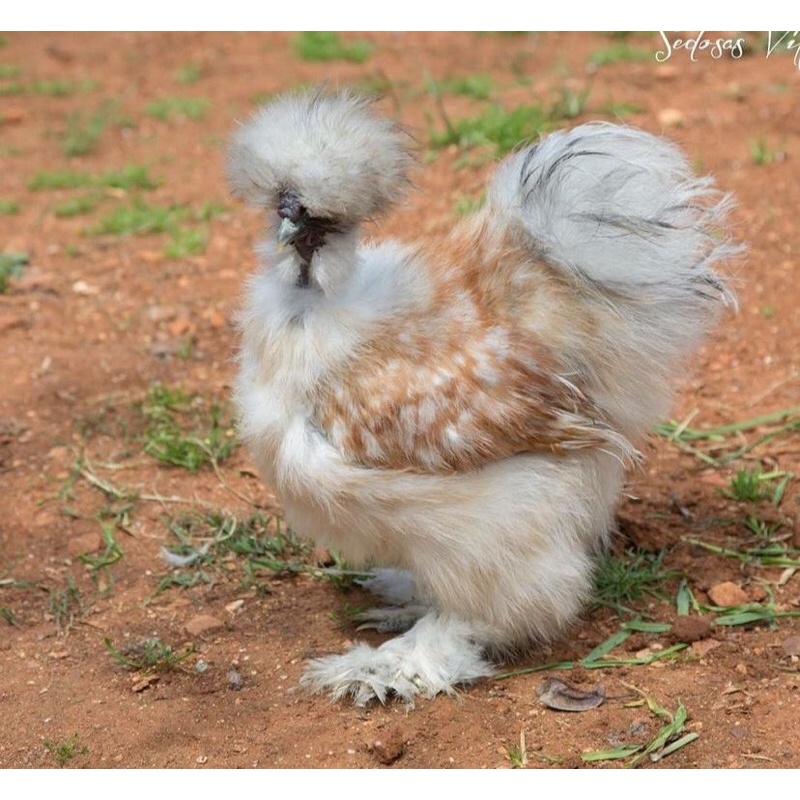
[250, 90, 273, 106]
[599, 100, 644, 117]
[160, 511, 306, 585]
[589, 42, 652, 67]
[53, 193, 99, 218]
[0, 64, 20, 78]
[592, 548, 676, 612]
[550, 87, 591, 120]
[175, 62, 201, 85]
[430, 103, 551, 157]
[157, 512, 364, 595]
[91, 200, 184, 236]
[30, 79, 97, 96]
[684, 535, 800, 570]
[29, 164, 159, 192]
[62, 101, 128, 157]
[582, 685, 697, 767]
[724, 467, 787, 502]
[104, 636, 193, 672]
[77, 522, 124, 573]
[427, 73, 494, 100]
[349, 72, 396, 98]
[497, 618, 686, 679]
[656, 407, 800, 466]
[0, 81, 23, 96]
[146, 96, 210, 122]
[0, 251, 29, 292]
[750, 137, 782, 165]
[429, 90, 591, 158]
[164, 226, 206, 259]
[141, 384, 236, 471]
[0, 199, 19, 214]
[293, 31, 372, 64]
[505, 734, 528, 768]
[44, 735, 88, 767]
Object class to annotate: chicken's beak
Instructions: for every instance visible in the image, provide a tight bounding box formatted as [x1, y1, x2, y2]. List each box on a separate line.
[277, 217, 302, 252]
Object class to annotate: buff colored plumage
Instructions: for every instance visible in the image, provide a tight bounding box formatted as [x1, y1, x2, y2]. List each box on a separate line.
[228, 89, 737, 705]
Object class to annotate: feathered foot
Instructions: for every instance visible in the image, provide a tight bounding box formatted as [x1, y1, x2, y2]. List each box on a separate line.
[301, 611, 495, 706]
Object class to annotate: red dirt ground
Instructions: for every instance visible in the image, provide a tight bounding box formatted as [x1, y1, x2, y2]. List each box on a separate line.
[0, 32, 798, 769]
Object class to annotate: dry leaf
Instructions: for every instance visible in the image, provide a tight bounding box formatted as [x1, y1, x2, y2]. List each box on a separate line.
[536, 677, 606, 712]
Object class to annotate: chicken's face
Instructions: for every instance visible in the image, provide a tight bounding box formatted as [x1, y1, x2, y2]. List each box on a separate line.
[275, 188, 344, 288]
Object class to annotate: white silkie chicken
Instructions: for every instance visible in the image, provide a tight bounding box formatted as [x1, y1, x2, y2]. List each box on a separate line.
[227, 89, 736, 705]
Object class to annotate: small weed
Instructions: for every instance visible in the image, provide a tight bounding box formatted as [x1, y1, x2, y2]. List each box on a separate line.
[592, 548, 676, 612]
[293, 32, 371, 64]
[427, 73, 494, 100]
[550, 87, 590, 119]
[726, 467, 770, 502]
[743, 515, 783, 539]
[599, 100, 644, 117]
[0, 251, 29, 292]
[53, 193, 98, 218]
[0, 199, 19, 214]
[589, 42, 652, 67]
[1, 606, 19, 626]
[141, 384, 236, 471]
[175, 62, 201, 85]
[77, 522, 123, 572]
[44, 735, 88, 766]
[62, 101, 128, 157]
[750, 137, 782, 165]
[104, 636, 193, 672]
[506, 733, 528, 768]
[146, 96, 210, 122]
[250, 90, 273, 106]
[0, 64, 20, 78]
[349, 72, 396, 98]
[47, 577, 83, 628]
[164, 226, 206, 259]
[725, 467, 789, 503]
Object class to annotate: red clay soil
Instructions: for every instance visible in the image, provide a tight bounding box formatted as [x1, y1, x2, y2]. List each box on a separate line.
[0, 32, 798, 768]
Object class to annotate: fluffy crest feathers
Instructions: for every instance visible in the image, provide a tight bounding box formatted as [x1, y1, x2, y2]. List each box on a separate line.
[227, 89, 413, 223]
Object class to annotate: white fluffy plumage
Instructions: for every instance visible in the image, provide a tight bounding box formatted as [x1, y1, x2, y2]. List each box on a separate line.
[228, 89, 737, 705]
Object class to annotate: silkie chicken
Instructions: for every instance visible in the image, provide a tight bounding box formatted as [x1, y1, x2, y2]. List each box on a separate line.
[227, 89, 737, 705]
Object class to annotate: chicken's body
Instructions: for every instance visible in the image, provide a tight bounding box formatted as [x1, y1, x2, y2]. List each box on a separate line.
[229, 91, 736, 704]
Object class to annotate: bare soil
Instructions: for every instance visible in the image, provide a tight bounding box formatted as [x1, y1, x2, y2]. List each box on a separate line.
[0, 32, 798, 769]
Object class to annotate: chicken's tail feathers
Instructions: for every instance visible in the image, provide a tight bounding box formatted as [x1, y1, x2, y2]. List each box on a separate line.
[490, 122, 741, 314]
[488, 123, 743, 441]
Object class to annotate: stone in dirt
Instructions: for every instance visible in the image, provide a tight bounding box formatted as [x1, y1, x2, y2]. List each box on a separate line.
[370, 729, 406, 765]
[707, 581, 748, 607]
[185, 615, 225, 637]
[668, 616, 713, 643]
